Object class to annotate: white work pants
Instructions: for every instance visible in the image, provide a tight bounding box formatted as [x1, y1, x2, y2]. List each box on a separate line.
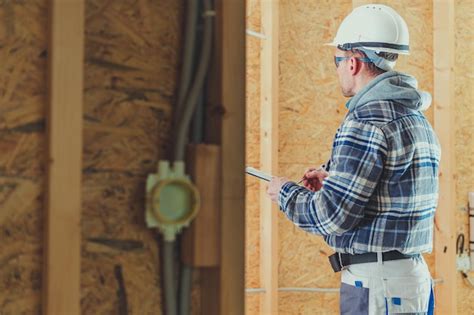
[340, 254, 434, 315]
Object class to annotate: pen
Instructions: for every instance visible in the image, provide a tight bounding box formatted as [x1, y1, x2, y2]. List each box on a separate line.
[297, 164, 327, 185]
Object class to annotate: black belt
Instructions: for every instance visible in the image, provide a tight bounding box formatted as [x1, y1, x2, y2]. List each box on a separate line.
[329, 250, 420, 272]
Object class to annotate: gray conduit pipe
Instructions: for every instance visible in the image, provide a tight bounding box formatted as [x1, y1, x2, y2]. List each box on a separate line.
[173, 0, 199, 129]
[171, 0, 213, 313]
[177, 1, 214, 314]
[178, 264, 193, 315]
[164, 2, 199, 315]
[173, 0, 213, 162]
[163, 241, 177, 315]
[179, 93, 204, 315]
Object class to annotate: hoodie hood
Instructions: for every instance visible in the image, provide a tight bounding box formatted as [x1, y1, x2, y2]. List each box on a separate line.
[346, 71, 432, 112]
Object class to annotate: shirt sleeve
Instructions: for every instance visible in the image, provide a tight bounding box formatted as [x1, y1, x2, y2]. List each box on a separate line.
[278, 119, 388, 236]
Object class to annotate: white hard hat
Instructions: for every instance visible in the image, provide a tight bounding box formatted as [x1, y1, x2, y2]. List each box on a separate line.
[326, 4, 410, 55]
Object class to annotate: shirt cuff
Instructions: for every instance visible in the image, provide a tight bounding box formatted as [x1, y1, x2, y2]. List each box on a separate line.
[278, 181, 300, 211]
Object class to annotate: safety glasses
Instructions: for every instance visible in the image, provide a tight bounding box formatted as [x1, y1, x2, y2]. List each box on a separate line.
[334, 55, 371, 68]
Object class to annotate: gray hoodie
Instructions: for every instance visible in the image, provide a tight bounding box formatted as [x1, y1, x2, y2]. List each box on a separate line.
[345, 71, 432, 112]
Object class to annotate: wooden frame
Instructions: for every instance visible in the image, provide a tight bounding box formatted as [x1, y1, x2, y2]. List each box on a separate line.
[218, 0, 246, 314]
[44, 0, 84, 314]
[433, 0, 457, 313]
[260, 0, 279, 313]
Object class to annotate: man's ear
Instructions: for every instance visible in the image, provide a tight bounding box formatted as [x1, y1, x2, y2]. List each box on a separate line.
[350, 57, 362, 75]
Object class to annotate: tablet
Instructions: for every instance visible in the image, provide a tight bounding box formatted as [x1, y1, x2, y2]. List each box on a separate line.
[245, 167, 272, 182]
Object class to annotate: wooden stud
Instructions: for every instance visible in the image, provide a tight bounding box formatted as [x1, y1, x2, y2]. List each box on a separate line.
[181, 144, 221, 267]
[260, 0, 279, 314]
[433, 0, 457, 314]
[44, 1, 84, 314]
[219, 0, 246, 314]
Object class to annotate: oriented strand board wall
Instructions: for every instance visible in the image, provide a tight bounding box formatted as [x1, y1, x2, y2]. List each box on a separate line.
[82, 0, 192, 313]
[245, 0, 262, 313]
[0, 1, 47, 313]
[455, 0, 474, 313]
[278, 1, 352, 313]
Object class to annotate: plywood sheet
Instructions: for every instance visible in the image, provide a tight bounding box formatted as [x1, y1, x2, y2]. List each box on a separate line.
[81, 172, 162, 314]
[279, 1, 352, 306]
[454, 0, 474, 313]
[82, 0, 189, 313]
[245, 293, 261, 315]
[0, 0, 47, 313]
[278, 1, 352, 313]
[279, 292, 339, 315]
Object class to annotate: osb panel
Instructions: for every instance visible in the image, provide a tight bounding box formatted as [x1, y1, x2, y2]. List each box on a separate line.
[81, 173, 162, 314]
[245, 293, 261, 315]
[82, 0, 188, 313]
[245, 0, 262, 301]
[0, 178, 43, 314]
[0, 0, 47, 313]
[454, 0, 474, 313]
[278, 2, 351, 313]
[279, 292, 339, 315]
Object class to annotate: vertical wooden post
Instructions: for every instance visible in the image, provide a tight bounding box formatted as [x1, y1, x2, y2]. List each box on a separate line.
[44, 0, 84, 314]
[433, 1, 457, 314]
[260, 0, 279, 314]
[220, 0, 246, 314]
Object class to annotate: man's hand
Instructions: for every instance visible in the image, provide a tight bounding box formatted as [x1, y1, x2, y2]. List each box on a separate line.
[302, 167, 329, 192]
[267, 177, 289, 203]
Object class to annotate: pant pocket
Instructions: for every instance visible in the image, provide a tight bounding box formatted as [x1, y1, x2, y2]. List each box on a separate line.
[340, 269, 369, 315]
[382, 276, 431, 314]
[340, 283, 369, 315]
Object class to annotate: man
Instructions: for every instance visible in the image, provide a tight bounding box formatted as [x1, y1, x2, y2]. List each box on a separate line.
[267, 4, 439, 315]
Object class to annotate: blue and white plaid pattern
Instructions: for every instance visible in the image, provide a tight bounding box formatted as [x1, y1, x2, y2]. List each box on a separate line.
[279, 101, 440, 254]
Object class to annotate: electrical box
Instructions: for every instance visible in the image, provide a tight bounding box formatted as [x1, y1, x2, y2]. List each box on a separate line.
[146, 161, 200, 241]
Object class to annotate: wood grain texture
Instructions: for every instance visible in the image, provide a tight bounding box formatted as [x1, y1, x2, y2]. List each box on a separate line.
[278, 1, 351, 313]
[433, 1, 457, 313]
[219, 0, 246, 314]
[45, 0, 84, 313]
[260, 0, 279, 313]
[82, 0, 186, 313]
[245, 0, 262, 305]
[181, 144, 220, 267]
[454, 0, 474, 314]
[0, 0, 48, 313]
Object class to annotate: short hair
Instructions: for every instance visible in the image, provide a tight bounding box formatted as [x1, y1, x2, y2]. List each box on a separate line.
[352, 49, 399, 75]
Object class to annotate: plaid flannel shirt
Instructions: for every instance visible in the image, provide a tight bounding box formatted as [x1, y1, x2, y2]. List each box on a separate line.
[278, 101, 440, 254]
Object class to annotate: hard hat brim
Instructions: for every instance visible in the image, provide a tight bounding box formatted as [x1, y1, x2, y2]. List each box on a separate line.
[324, 42, 409, 55]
